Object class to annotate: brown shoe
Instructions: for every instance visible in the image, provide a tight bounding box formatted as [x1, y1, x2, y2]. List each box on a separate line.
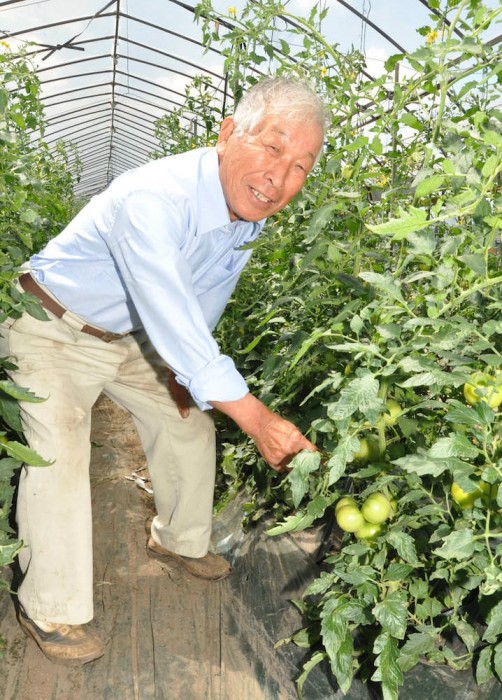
[146, 537, 231, 580]
[17, 606, 104, 665]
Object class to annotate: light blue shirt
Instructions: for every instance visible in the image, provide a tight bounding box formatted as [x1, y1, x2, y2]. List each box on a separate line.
[28, 147, 265, 410]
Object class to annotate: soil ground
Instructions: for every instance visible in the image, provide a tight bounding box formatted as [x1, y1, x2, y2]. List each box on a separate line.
[0, 396, 337, 700]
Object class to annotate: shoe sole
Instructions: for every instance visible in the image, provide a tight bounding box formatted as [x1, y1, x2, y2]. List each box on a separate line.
[18, 613, 104, 666]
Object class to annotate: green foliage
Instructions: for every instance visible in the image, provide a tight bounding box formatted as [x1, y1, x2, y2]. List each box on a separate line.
[0, 43, 81, 320]
[0, 44, 79, 589]
[150, 75, 222, 157]
[190, 0, 502, 696]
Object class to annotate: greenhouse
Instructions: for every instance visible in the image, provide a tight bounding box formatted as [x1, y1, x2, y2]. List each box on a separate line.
[0, 0, 501, 698]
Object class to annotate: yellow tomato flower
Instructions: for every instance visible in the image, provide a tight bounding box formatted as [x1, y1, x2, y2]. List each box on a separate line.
[228, 6, 237, 17]
[426, 30, 439, 45]
[320, 67, 327, 76]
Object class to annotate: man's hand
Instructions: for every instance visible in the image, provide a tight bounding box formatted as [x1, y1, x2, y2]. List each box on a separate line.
[253, 412, 316, 472]
[211, 393, 316, 472]
[166, 369, 190, 419]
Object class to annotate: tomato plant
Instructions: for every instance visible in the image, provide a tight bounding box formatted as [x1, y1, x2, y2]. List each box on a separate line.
[0, 45, 78, 598]
[195, 0, 502, 696]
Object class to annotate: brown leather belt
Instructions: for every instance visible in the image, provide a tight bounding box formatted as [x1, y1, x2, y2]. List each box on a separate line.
[18, 272, 127, 343]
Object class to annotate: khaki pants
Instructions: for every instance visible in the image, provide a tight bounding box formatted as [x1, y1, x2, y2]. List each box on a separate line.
[0, 308, 216, 625]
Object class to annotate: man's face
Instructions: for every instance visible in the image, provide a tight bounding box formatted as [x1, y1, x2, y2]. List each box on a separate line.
[216, 113, 323, 222]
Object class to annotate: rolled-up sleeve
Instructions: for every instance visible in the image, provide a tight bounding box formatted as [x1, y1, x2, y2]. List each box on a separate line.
[106, 189, 249, 410]
[187, 356, 249, 409]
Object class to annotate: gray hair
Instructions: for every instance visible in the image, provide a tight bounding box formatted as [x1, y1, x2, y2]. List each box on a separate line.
[232, 76, 328, 163]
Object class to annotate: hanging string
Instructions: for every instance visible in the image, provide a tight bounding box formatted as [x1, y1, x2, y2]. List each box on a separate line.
[39, 0, 116, 61]
[360, 0, 371, 56]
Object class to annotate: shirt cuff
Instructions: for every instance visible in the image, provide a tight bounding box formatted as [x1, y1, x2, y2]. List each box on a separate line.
[185, 355, 249, 411]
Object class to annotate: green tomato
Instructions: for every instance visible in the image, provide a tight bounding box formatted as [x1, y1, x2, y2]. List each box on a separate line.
[463, 371, 502, 409]
[335, 496, 357, 513]
[355, 522, 383, 540]
[361, 492, 392, 524]
[336, 505, 365, 533]
[451, 482, 482, 508]
[479, 480, 500, 504]
[383, 399, 402, 426]
[354, 436, 380, 463]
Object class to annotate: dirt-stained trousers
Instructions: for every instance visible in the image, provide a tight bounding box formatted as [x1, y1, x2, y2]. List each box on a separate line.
[0, 305, 216, 625]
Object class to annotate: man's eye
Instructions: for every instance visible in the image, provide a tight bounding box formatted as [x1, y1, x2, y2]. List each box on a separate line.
[267, 144, 279, 153]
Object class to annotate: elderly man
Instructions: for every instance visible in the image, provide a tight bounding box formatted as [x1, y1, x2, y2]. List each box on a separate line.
[0, 75, 327, 664]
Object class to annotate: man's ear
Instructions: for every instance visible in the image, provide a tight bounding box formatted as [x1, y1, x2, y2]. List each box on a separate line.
[216, 117, 235, 154]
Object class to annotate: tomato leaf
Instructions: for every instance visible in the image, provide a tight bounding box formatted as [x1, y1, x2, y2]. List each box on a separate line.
[373, 592, 408, 639]
[305, 201, 340, 243]
[3, 440, 52, 467]
[0, 379, 46, 403]
[434, 528, 476, 561]
[493, 641, 502, 682]
[266, 511, 315, 537]
[400, 632, 436, 657]
[327, 434, 359, 485]
[366, 207, 429, 240]
[385, 530, 419, 566]
[296, 651, 326, 700]
[320, 599, 348, 662]
[303, 572, 336, 597]
[306, 494, 331, 519]
[288, 328, 331, 370]
[483, 599, 502, 644]
[398, 368, 461, 388]
[400, 113, 423, 131]
[286, 450, 321, 507]
[327, 374, 380, 421]
[414, 174, 446, 198]
[372, 632, 403, 700]
[0, 539, 23, 567]
[0, 394, 23, 432]
[0, 457, 20, 480]
[455, 619, 479, 653]
[384, 563, 414, 581]
[476, 645, 494, 684]
[358, 271, 404, 302]
[329, 629, 353, 694]
[429, 434, 480, 459]
[393, 453, 450, 477]
[445, 400, 489, 427]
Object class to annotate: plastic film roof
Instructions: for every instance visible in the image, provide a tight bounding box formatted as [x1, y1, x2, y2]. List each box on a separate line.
[1, 0, 500, 199]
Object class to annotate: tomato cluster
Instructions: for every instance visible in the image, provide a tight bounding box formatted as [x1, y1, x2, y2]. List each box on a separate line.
[335, 492, 394, 540]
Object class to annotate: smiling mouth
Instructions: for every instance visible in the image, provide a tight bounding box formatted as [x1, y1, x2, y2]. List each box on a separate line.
[251, 187, 272, 204]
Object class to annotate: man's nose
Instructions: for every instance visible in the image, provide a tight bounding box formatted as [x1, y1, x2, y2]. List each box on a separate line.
[266, 158, 289, 188]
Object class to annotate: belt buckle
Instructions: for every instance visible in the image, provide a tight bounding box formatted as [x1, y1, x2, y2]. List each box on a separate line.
[100, 331, 123, 343]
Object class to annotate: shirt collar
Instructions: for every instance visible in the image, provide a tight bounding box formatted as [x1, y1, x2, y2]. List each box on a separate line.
[197, 148, 266, 238]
